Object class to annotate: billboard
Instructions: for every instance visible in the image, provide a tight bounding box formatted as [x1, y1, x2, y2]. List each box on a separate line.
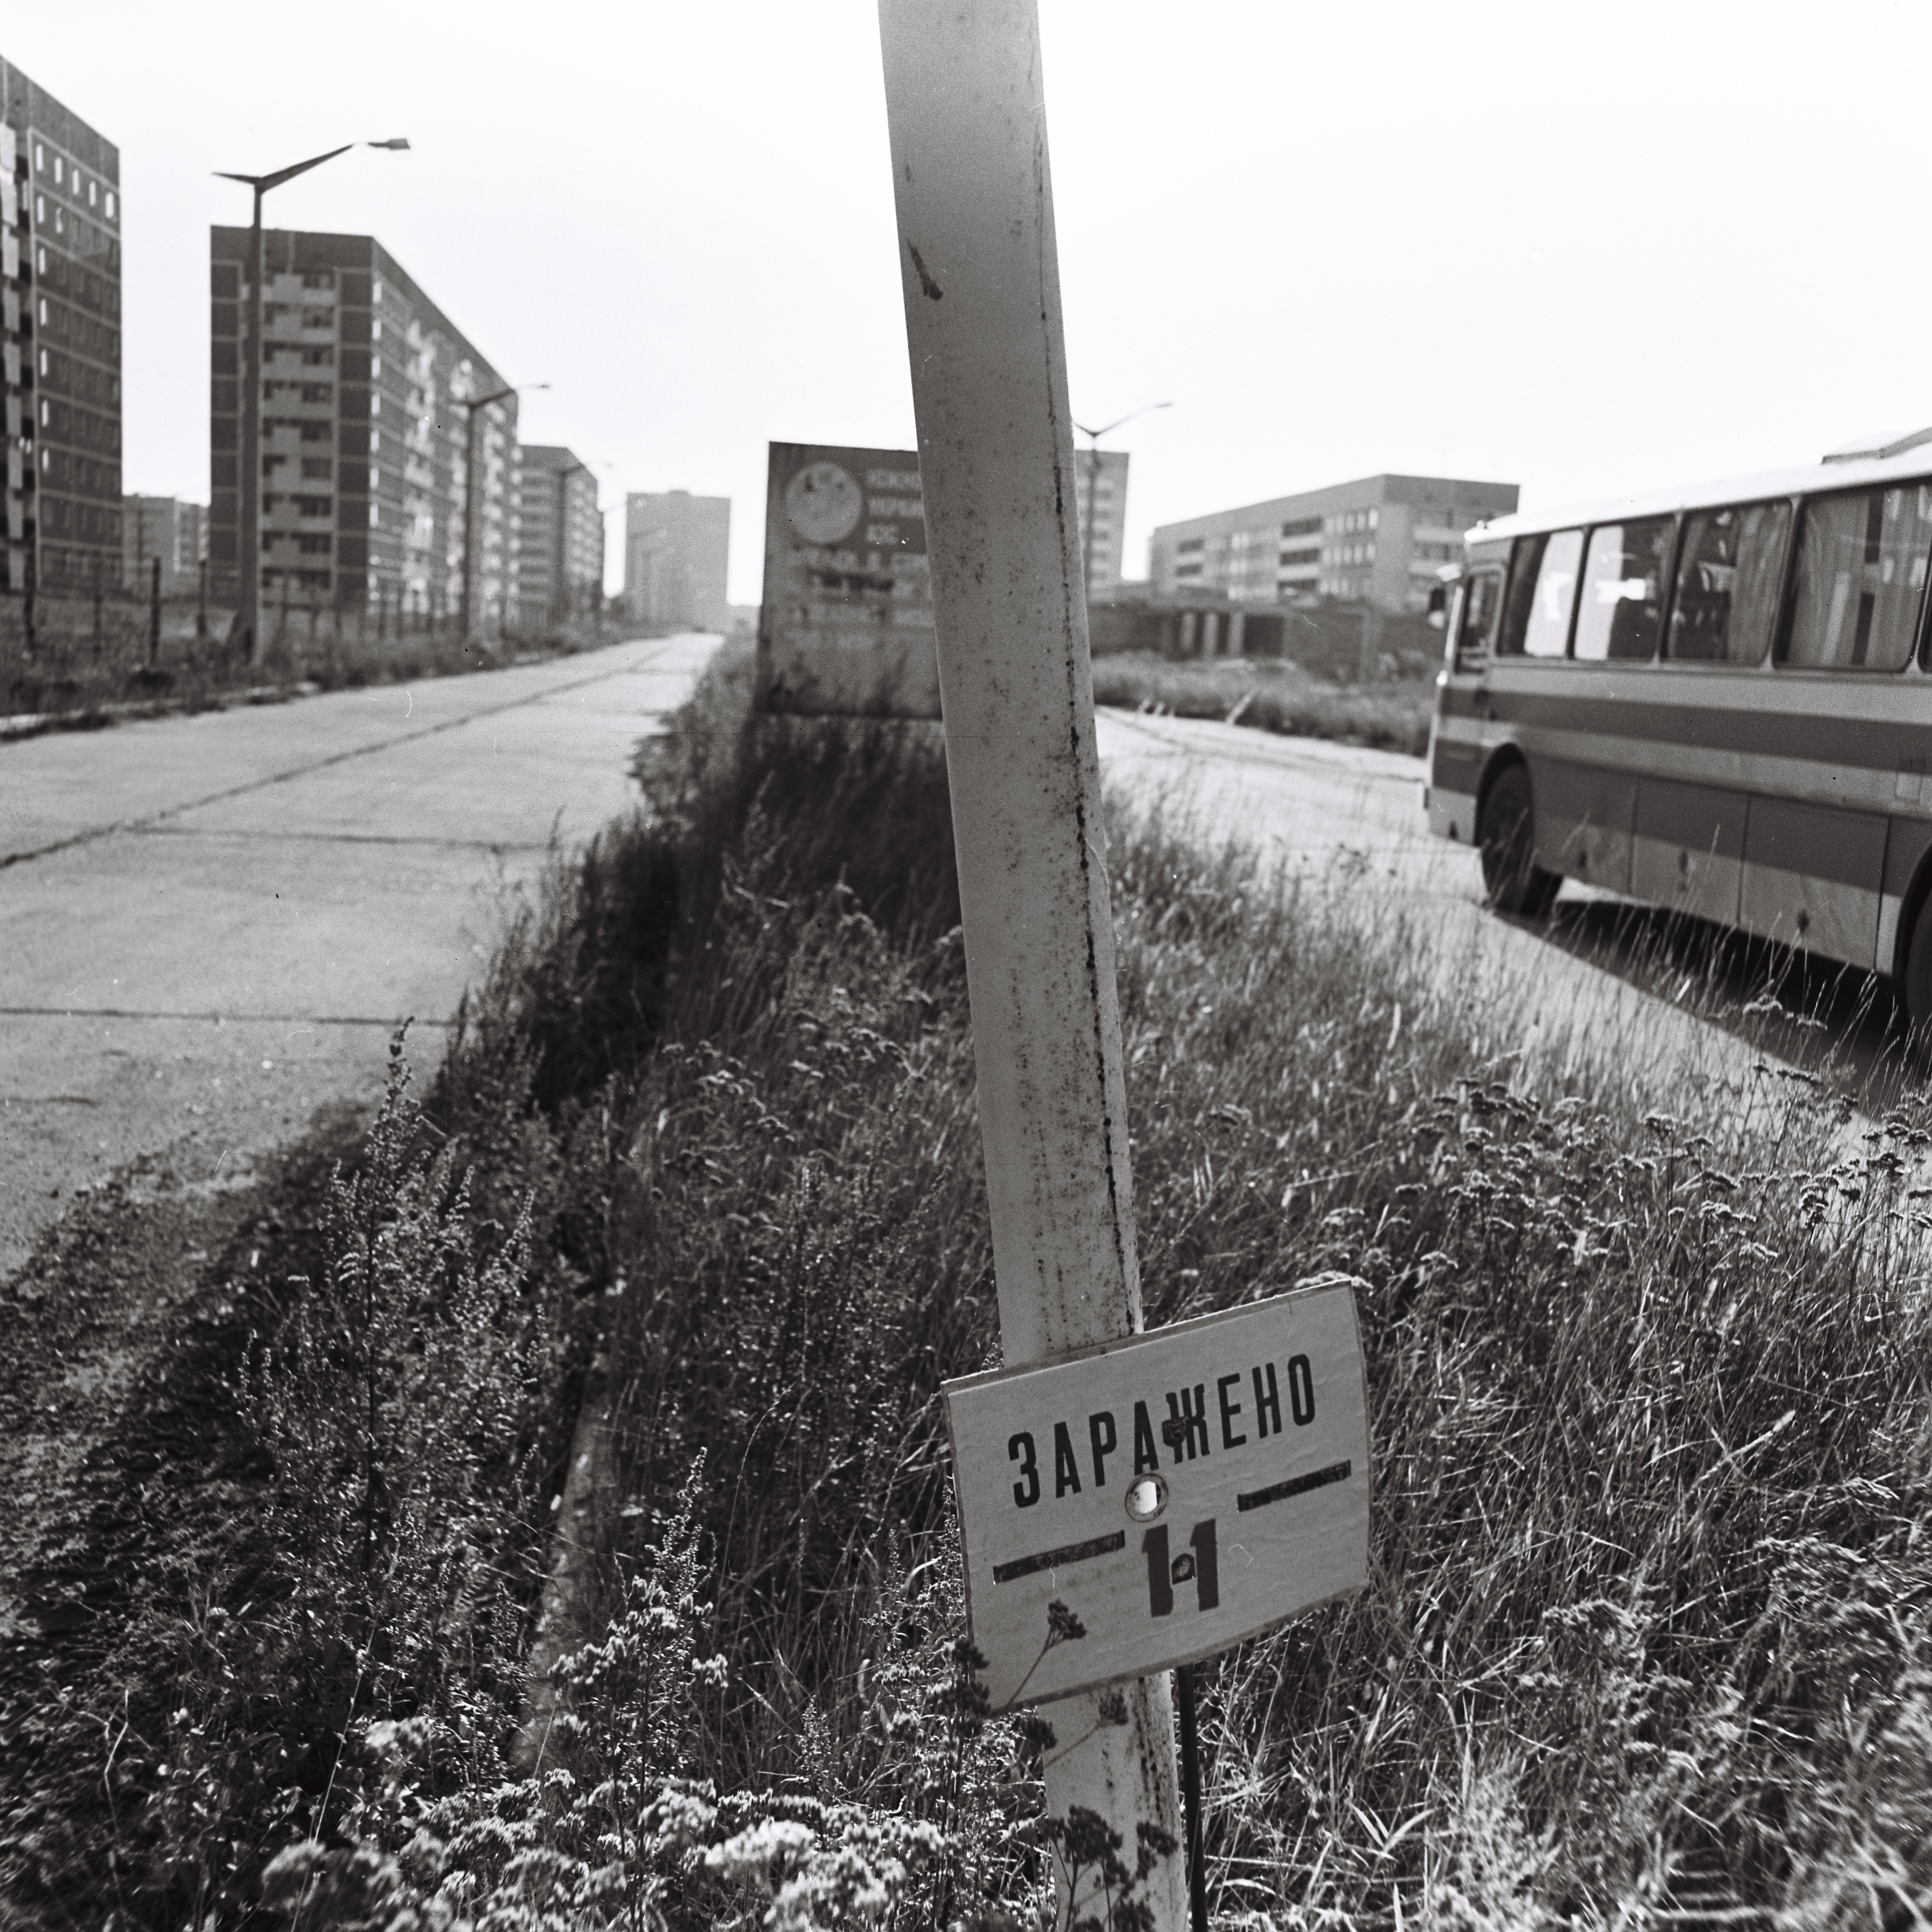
[755, 442, 941, 718]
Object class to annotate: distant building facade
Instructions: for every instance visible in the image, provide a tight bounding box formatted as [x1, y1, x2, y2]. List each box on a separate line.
[1073, 448, 1129, 592]
[121, 494, 205, 593]
[3, 58, 121, 593]
[1150, 473, 1519, 615]
[516, 445, 603, 629]
[210, 227, 519, 628]
[625, 490, 729, 633]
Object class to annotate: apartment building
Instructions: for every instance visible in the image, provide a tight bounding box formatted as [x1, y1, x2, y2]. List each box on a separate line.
[625, 490, 729, 633]
[1072, 447, 1129, 592]
[2, 57, 121, 595]
[516, 445, 603, 629]
[1150, 472, 1519, 614]
[121, 494, 205, 593]
[210, 227, 518, 627]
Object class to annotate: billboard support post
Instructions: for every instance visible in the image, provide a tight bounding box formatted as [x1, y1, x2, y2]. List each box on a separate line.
[876, 2, 1186, 1924]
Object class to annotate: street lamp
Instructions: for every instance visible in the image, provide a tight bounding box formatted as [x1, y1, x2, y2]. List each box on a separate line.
[1072, 401, 1171, 603]
[215, 138, 409, 664]
[455, 382, 545, 641]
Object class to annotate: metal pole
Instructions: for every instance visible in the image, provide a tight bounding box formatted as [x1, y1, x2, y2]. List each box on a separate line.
[1175, 1665, 1209, 1932]
[238, 186, 264, 663]
[149, 554, 161, 665]
[877, 6, 1186, 1928]
[1083, 436, 1100, 605]
[196, 557, 208, 644]
[460, 404, 476, 642]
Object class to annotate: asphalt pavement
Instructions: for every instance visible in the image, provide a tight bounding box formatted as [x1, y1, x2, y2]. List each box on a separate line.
[0, 634, 719, 1280]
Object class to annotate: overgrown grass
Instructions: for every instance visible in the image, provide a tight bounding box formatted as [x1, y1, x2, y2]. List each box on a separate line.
[10, 639, 1932, 1927]
[0, 613, 637, 729]
[1091, 652, 1435, 758]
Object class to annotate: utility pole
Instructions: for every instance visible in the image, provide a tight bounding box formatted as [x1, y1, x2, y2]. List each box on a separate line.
[1073, 403, 1170, 605]
[215, 139, 409, 666]
[456, 382, 542, 641]
[878, 4, 1186, 1927]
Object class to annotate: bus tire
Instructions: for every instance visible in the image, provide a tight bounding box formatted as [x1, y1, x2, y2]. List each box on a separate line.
[1478, 764, 1559, 917]
[1903, 891, 1932, 1034]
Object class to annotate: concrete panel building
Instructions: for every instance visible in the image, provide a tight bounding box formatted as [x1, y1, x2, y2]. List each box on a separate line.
[121, 494, 205, 593]
[1072, 448, 1129, 593]
[516, 445, 603, 629]
[210, 228, 519, 630]
[625, 490, 728, 633]
[3, 58, 121, 594]
[1150, 473, 1519, 615]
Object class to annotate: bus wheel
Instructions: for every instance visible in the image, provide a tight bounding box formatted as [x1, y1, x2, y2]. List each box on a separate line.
[1478, 765, 1559, 917]
[1904, 894, 1932, 1036]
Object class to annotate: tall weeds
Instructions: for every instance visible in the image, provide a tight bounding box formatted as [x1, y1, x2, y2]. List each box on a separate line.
[13, 639, 1932, 1927]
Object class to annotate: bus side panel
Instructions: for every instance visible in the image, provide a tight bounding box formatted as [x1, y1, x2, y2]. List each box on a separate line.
[1631, 779, 1746, 930]
[1881, 815, 1932, 975]
[1739, 796, 1887, 970]
[1532, 759, 1634, 894]
[1428, 733, 1481, 841]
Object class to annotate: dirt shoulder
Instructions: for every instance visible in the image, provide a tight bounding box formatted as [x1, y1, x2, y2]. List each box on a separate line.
[0, 1111, 361, 1922]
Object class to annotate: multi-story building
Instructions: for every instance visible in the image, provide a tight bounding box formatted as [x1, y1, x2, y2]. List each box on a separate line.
[210, 227, 518, 630]
[3, 58, 121, 595]
[1150, 472, 1519, 614]
[624, 490, 729, 633]
[121, 494, 205, 593]
[1072, 447, 1129, 593]
[516, 445, 603, 630]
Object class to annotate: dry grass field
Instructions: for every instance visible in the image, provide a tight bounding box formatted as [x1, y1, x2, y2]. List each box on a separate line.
[5, 641, 1930, 1929]
[1090, 652, 1436, 759]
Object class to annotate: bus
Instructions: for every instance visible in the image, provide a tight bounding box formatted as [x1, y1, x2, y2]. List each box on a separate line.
[1426, 431, 1932, 1028]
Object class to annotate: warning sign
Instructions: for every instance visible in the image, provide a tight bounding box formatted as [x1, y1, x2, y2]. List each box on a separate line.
[942, 1281, 1369, 1710]
[756, 441, 941, 719]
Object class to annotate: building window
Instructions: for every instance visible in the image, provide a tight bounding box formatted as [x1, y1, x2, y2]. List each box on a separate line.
[38, 349, 46, 375]
[34, 144, 43, 171]
[87, 181, 96, 206]
[105, 191, 114, 219]
[38, 299, 46, 324]
[35, 195, 44, 222]
[1177, 537, 1205, 555]
[52, 157, 62, 184]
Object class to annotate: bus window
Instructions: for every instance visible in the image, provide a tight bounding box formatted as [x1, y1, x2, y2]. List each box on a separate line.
[1669, 500, 1791, 663]
[1455, 565, 1503, 669]
[1781, 484, 1932, 671]
[1498, 528, 1583, 657]
[1575, 516, 1673, 661]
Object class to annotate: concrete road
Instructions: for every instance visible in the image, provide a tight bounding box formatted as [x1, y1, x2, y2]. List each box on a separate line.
[1092, 708, 1879, 1142]
[0, 634, 718, 1280]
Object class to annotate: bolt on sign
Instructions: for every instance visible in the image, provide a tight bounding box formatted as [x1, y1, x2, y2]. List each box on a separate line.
[942, 1280, 1369, 1711]
[755, 441, 941, 719]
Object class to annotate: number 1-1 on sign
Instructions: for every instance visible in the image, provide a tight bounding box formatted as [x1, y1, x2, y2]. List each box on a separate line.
[943, 1280, 1369, 1710]
[1142, 1519, 1220, 1618]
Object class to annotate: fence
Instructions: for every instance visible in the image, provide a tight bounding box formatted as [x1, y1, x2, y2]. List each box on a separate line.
[1, 560, 618, 719]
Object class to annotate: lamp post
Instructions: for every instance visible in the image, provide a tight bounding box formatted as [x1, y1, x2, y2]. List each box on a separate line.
[1072, 400, 1171, 603]
[215, 138, 408, 665]
[456, 381, 544, 642]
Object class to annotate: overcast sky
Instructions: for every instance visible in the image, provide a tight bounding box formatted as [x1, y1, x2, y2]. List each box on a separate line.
[11, 1, 1931, 604]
